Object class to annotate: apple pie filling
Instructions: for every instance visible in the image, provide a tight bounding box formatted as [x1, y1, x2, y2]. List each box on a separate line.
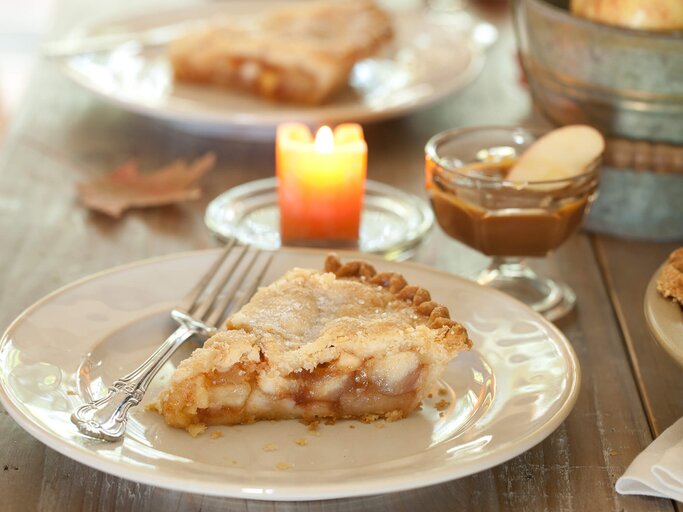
[161, 349, 429, 427]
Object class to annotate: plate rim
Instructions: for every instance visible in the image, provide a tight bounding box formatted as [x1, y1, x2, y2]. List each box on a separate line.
[54, 3, 486, 132]
[0, 248, 581, 500]
[644, 264, 683, 367]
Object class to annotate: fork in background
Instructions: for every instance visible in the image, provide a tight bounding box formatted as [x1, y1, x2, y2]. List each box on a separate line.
[71, 241, 274, 442]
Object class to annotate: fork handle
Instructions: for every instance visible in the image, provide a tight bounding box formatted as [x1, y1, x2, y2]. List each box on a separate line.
[71, 326, 194, 442]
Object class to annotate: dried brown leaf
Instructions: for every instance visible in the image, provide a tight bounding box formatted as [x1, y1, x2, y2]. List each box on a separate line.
[77, 152, 216, 217]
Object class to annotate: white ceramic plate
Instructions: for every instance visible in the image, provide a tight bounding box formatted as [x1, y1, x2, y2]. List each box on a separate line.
[53, 1, 489, 137]
[0, 249, 579, 501]
[644, 265, 683, 367]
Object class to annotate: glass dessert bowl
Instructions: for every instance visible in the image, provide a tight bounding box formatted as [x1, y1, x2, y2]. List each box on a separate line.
[425, 126, 601, 321]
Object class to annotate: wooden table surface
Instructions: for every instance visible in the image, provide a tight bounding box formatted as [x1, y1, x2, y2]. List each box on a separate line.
[1, 1, 682, 511]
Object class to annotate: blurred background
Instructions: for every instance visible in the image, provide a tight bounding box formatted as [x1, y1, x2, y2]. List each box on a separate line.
[0, 0, 54, 136]
[0, 0, 506, 140]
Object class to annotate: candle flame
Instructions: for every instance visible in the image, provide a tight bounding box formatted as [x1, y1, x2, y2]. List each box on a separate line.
[314, 126, 334, 153]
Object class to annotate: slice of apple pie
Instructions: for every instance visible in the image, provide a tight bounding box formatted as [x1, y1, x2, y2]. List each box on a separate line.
[155, 255, 471, 431]
[168, 0, 393, 104]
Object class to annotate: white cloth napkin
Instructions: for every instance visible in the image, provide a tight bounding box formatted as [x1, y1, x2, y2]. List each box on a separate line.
[616, 417, 683, 502]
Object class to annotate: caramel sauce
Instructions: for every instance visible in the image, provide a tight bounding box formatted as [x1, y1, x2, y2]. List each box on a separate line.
[427, 159, 594, 257]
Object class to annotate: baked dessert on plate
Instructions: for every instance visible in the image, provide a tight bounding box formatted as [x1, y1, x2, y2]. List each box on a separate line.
[657, 247, 683, 306]
[169, 0, 393, 104]
[644, 248, 683, 367]
[0, 247, 580, 498]
[154, 254, 471, 432]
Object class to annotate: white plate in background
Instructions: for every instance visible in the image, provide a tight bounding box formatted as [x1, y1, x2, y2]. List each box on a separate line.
[52, 1, 491, 137]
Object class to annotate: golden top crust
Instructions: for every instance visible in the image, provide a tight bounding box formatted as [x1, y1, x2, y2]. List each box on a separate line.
[323, 254, 471, 347]
[169, 254, 471, 384]
[657, 247, 683, 306]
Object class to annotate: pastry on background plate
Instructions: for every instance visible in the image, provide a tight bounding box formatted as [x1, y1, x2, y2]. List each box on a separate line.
[169, 0, 393, 104]
[570, 0, 683, 31]
[153, 254, 471, 432]
[657, 247, 683, 306]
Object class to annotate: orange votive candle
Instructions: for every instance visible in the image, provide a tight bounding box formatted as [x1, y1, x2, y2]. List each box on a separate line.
[276, 123, 367, 244]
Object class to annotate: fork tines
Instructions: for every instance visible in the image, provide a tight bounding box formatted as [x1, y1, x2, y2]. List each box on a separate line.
[204, 245, 274, 327]
[185, 242, 273, 331]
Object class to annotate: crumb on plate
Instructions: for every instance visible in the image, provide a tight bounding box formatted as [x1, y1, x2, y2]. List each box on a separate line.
[385, 410, 404, 422]
[435, 399, 450, 411]
[301, 419, 320, 432]
[360, 414, 380, 424]
[187, 423, 207, 437]
[144, 402, 161, 413]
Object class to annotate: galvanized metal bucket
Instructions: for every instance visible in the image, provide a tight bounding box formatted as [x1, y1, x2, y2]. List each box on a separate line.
[513, 0, 683, 241]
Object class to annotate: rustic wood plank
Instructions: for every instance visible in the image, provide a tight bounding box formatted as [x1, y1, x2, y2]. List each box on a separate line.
[592, 237, 683, 512]
[0, 410, 45, 511]
[428, 233, 672, 512]
[592, 236, 683, 436]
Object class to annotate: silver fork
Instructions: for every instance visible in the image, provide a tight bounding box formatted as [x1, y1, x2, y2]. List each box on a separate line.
[71, 241, 274, 442]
